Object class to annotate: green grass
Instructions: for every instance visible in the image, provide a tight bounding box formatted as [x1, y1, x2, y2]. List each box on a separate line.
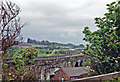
[103, 77, 120, 82]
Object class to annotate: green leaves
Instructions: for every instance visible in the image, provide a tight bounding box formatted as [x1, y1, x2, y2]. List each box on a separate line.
[7, 47, 23, 58]
[83, 1, 120, 75]
[22, 47, 38, 64]
[14, 56, 25, 71]
[106, 4, 110, 6]
[12, 47, 38, 73]
[111, 2, 116, 5]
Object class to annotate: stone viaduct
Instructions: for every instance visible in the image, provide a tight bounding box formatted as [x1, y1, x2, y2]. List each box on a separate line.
[32, 53, 87, 80]
[6, 53, 87, 80]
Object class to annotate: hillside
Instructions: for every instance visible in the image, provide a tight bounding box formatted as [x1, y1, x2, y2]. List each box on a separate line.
[27, 38, 85, 49]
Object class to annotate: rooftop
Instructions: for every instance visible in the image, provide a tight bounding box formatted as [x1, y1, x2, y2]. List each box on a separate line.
[54, 67, 90, 77]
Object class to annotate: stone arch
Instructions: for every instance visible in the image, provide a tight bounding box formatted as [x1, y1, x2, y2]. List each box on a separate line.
[79, 60, 83, 66]
[75, 62, 79, 67]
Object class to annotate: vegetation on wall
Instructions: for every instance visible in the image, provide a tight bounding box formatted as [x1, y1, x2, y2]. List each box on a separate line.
[4, 47, 38, 80]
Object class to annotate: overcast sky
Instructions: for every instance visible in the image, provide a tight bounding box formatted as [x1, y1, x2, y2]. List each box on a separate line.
[11, 0, 115, 45]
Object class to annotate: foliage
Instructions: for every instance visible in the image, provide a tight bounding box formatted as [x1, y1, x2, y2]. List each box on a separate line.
[27, 38, 85, 49]
[7, 46, 23, 58]
[103, 77, 120, 82]
[6, 46, 63, 57]
[82, 60, 90, 67]
[70, 58, 76, 62]
[50, 50, 61, 56]
[22, 47, 38, 64]
[38, 48, 63, 57]
[83, 1, 120, 75]
[0, 0, 25, 80]
[14, 56, 25, 71]
[12, 47, 38, 80]
[4, 47, 38, 80]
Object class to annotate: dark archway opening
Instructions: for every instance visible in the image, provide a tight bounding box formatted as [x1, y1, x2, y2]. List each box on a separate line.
[75, 62, 79, 67]
[80, 60, 83, 66]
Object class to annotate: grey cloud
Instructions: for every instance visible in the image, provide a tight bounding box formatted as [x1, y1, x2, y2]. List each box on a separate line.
[18, 0, 114, 44]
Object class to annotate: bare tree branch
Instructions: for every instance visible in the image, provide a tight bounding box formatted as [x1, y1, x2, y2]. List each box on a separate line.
[0, 0, 25, 52]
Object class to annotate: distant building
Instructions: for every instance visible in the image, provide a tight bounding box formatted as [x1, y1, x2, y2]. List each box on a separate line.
[14, 42, 47, 48]
[61, 49, 82, 55]
[51, 67, 90, 80]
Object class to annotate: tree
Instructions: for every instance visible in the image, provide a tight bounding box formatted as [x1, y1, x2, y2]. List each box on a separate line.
[14, 56, 24, 72]
[7, 46, 23, 58]
[83, 1, 120, 75]
[22, 47, 38, 64]
[27, 38, 31, 43]
[0, 0, 25, 53]
[4, 47, 38, 80]
[0, 0, 25, 80]
[78, 44, 85, 48]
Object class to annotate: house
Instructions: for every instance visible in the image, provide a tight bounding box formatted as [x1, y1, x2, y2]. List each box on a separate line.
[51, 67, 90, 80]
[61, 50, 82, 55]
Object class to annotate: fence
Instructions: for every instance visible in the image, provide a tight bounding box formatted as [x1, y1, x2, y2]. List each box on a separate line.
[66, 72, 120, 82]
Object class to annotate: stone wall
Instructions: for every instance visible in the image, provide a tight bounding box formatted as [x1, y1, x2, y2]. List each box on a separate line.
[32, 54, 87, 80]
[6, 54, 87, 80]
[34, 54, 87, 68]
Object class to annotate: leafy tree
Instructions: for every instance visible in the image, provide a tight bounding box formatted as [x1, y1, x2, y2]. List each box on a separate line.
[6, 47, 38, 80]
[27, 38, 31, 43]
[14, 56, 24, 71]
[22, 47, 38, 64]
[7, 47, 23, 58]
[83, 1, 120, 75]
[79, 44, 85, 48]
